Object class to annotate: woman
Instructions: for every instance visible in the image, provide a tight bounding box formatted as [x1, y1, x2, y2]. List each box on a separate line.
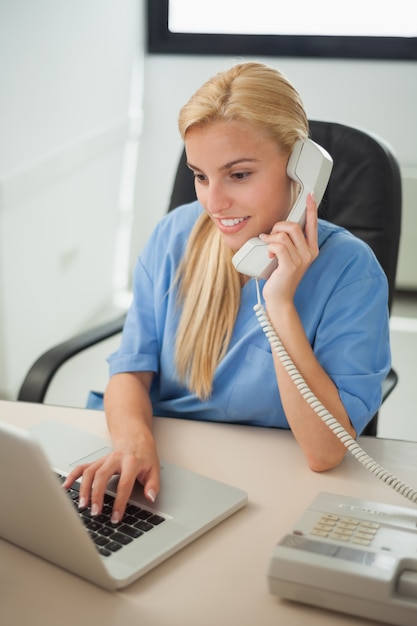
[64, 62, 391, 523]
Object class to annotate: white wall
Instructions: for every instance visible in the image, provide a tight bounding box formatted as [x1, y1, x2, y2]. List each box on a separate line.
[1, 6, 416, 402]
[131, 55, 417, 286]
[0, 0, 145, 399]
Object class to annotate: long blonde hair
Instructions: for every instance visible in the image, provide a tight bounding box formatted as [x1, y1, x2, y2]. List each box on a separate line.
[175, 62, 309, 399]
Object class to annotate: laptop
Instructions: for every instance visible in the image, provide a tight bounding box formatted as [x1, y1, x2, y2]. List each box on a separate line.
[0, 419, 247, 590]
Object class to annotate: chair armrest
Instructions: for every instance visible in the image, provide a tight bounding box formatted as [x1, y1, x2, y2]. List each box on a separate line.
[381, 367, 398, 403]
[361, 367, 398, 437]
[17, 314, 126, 404]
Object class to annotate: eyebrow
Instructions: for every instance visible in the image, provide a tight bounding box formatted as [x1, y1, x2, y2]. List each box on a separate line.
[187, 157, 260, 172]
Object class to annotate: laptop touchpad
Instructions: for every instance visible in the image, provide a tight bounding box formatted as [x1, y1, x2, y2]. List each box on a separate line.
[70, 447, 112, 467]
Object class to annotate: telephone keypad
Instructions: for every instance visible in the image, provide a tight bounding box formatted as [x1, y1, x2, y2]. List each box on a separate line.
[311, 514, 380, 547]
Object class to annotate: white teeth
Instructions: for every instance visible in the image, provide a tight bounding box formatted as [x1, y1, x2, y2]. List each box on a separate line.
[220, 217, 245, 226]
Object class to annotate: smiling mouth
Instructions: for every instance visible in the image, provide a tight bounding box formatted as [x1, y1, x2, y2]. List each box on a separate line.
[219, 217, 248, 227]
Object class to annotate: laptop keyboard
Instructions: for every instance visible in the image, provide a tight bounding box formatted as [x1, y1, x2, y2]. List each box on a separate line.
[56, 472, 166, 557]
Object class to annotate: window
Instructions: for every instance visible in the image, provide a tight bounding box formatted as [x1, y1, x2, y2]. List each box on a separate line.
[148, 0, 417, 60]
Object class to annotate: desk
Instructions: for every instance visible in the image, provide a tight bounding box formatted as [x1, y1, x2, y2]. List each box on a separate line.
[1, 400, 417, 626]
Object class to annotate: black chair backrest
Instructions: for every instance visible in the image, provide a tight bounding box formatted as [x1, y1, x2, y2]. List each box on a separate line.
[169, 120, 402, 312]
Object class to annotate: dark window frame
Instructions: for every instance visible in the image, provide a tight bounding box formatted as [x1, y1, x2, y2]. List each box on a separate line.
[147, 0, 417, 61]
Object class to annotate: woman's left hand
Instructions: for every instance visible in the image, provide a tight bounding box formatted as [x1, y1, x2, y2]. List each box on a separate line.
[260, 193, 319, 305]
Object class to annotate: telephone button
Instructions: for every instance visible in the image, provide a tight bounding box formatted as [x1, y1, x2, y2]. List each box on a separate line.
[316, 522, 336, 531]
[352, 537, 372, 546]
[356, 531, 376, 540]
[341, 517, 359, 525]
[339, 522, 357, 531]
[359, 521, 379, 530]
[331, 533, 351, 542]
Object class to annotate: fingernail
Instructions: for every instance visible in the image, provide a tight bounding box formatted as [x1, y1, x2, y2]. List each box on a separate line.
[91, 503, 99, 516]
[78, 497, 87, 509]
[259, 233, 266, 241]
[111, 511, 121, 524]
[147, 489, 157, 503]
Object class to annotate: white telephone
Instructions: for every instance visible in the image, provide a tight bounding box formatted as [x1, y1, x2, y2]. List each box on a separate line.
[268, 492, 417, 626]
[232, 138, 333, 280]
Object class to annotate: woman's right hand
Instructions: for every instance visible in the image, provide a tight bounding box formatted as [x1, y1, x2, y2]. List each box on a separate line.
[63, 427, 160, 524]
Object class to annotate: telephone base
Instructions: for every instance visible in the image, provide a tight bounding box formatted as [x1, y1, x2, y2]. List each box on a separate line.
[267, 492, 417, 626]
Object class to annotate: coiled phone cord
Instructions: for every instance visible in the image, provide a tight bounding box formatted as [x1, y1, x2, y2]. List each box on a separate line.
[254, 279, 417, 505]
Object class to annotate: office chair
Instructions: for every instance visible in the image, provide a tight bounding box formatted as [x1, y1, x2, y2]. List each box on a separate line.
[18, 121, 402, 436]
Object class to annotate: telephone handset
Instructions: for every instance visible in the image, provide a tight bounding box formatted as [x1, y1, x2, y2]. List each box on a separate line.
[232, 138, 333, 280]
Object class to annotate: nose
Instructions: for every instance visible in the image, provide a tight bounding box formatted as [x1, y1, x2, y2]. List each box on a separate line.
[204, 182, 232, 215]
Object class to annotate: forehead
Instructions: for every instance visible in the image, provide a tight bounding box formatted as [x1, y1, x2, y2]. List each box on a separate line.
[185, 119, 281, 166]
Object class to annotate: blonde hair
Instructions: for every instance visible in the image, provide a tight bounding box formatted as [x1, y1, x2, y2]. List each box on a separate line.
[175, 62, 309, 399]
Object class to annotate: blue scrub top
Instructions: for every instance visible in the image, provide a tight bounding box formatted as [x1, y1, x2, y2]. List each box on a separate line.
[107, 201, 391, 435]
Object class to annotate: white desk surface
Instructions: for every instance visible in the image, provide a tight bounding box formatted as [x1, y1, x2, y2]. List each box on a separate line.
[1, 399, 417, 626]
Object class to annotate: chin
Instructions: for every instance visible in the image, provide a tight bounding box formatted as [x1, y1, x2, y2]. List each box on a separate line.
[220, 233, 245, 253]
